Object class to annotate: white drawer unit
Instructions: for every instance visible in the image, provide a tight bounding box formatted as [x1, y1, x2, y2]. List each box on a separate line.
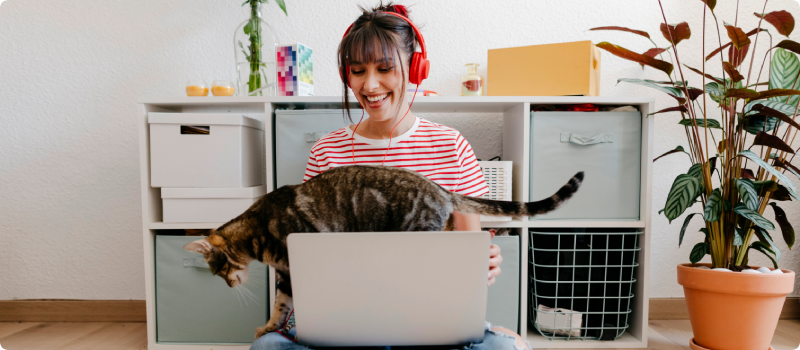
[149, 113, 265, 188]
[161, 185, 265, 223]
[138, 96, 654, 350]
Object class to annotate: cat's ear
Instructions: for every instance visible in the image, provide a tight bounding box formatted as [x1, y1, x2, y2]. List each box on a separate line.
[184, 239, 213, 254]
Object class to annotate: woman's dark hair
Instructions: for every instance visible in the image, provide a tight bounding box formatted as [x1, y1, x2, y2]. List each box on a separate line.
[338, 2, 420, 123]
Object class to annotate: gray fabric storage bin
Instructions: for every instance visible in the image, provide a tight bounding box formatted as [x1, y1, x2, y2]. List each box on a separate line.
[155, 235, 268, 344]
[529, 112, 641, 220]
[275, 109, 360, 188]
[486, 235, 520, 333]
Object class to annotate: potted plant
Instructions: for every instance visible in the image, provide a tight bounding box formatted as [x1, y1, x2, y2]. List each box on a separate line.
[234, 0, 287, 96]
[592, 1, 796, 349]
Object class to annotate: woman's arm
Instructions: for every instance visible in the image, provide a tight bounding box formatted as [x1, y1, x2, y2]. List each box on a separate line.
[452, 211, 502, 286]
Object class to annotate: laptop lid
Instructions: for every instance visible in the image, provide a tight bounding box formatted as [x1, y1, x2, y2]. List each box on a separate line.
[286, 231, 490, 347]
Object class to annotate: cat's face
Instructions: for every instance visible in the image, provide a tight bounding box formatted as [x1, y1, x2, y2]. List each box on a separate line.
[184, 235, 250, 288]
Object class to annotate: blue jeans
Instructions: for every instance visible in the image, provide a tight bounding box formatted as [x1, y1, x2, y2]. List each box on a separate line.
[250, 322, 524, 350]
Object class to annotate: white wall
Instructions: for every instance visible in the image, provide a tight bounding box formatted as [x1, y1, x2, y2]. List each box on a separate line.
[1, 0, 798, 300]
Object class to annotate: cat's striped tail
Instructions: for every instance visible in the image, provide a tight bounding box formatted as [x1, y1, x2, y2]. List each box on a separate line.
[452, 172, 584, 218]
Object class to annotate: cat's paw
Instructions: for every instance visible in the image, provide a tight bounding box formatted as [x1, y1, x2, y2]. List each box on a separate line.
[255, 322, 280, 338]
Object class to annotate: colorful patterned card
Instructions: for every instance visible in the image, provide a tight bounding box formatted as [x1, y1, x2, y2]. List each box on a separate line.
[277, 43, 313, 96]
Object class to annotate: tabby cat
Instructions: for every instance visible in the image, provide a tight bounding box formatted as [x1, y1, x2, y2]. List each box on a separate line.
[183, 165, 583, 338]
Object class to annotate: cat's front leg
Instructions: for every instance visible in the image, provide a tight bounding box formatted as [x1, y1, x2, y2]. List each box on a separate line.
[255, 271, 293, 338]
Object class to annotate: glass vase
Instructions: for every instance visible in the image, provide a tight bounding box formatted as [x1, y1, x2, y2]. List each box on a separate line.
[234, 2, 278, 96]
[461, 63, 484, 96]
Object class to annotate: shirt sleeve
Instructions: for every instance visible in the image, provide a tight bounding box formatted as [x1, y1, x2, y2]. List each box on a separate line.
[454, 133, 489, 197]
[302, 148, 321, 183]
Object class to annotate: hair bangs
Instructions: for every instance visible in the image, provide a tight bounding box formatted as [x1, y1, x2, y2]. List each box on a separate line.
[343, 24, 398, 68]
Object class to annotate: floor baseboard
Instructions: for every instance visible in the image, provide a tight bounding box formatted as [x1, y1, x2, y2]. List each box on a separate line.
[0, 300, 146, 322]
[1, 298, 797, 322]
[649, 297, 800, 320]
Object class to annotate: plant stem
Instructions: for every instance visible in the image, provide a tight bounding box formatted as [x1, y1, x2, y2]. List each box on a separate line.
[248, 1, 263, 96]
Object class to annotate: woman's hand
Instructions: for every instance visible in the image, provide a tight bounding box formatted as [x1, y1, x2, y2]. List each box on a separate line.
[488, 229, 502, 286]
[452, 211, 503, 286]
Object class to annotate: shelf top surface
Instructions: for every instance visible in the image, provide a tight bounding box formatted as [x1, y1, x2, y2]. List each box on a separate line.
[138, 96, 656, 113]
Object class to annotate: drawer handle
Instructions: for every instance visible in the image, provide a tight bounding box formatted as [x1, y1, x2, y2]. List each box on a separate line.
[183, 257, 210, 269]
[304, 131, 330, 143]
[180, 125, 210, 135]
[560, 132, 614, 145]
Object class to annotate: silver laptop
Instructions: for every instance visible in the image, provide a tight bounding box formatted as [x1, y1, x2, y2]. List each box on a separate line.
[286, 231, 490, 347]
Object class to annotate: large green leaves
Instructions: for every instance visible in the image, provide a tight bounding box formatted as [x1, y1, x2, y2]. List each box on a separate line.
[750, 103, 800, 130]
[690, 243, 708, 264]
[275, 0, 287, 15]
[705, 82, 726, 103]
[738, 150, 797, 193]
[736, 178, 759, 210]
[739, 114, 780, 135]
[734, 227, 745, 246]
[664, 174, 702, 222]
[679, 213, 702, 247]
[679, 118, 722, 129]
[733, 203, 775, 230]
[745, 99, 796, 116]
[750, 241, 779, 268]
[769, 202, 795, 249]
[769, 48, 800, 106]
[753, 227, 781, 263]
[618, 78, 683, 98]
[703, 189, 723, 222]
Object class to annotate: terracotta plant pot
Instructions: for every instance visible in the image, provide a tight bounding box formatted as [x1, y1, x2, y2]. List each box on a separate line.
[677, 263, 795, 350]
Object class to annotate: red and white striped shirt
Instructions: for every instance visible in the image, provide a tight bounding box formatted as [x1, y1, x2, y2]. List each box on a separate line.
[303, 117, 489, 197]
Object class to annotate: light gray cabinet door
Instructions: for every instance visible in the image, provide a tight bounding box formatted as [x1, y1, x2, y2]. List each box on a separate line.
[156, 236, 268, 343]
[486, 236, 520, 333]
[529, 112, 642, 220]
[275, 109, 358, 187]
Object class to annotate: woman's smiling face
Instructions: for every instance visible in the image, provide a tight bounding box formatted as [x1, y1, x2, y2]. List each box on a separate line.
[348, 49, 408, 122]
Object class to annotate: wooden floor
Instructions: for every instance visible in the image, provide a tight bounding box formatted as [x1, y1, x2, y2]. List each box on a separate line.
[0, 320, 798, 350]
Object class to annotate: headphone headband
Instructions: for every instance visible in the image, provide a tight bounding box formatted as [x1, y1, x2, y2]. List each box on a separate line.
[341, 10, 430, 86]
[380, 12, 426, 59]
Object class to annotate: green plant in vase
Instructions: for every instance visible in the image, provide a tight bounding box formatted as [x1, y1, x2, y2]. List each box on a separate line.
[593, 0, 798, 270]
[235, 0, 287, 96]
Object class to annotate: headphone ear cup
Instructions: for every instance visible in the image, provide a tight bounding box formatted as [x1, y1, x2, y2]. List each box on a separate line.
[408, 52, 428, 85]
[419, 56, 430, 81]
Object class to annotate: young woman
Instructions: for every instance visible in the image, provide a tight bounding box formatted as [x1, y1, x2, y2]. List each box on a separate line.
[251, 3, 530, 350]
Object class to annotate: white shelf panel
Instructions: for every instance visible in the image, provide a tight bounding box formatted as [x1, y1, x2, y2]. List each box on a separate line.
[526, 329, 645, 349]
[481, 219, 526, 228]
[149, 222, 223, 230]
[527, 220, 645, 228]
[138, 96, 655, 114]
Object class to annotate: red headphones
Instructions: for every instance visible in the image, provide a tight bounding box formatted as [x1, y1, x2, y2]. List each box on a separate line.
[341, 7, 427, 166]
[340, 11, 429, 85]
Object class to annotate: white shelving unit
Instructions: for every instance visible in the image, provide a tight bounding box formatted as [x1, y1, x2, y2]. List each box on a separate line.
[138, 95, 655, 349]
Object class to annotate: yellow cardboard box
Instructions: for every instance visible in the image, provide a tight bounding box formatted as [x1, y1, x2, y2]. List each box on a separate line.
[488, 40, 601, 96]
